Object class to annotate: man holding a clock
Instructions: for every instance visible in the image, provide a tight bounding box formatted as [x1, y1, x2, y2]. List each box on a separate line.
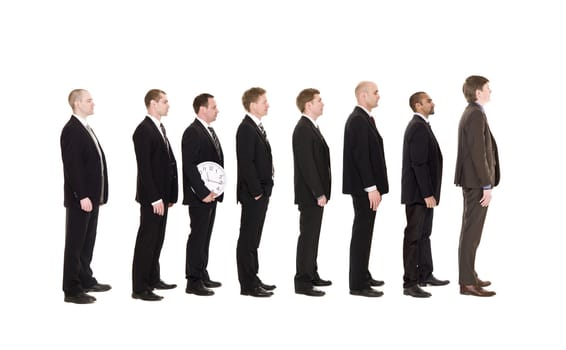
[181, 93, 225, 296]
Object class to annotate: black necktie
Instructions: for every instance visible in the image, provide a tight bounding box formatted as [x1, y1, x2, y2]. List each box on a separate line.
[160, 123, 171, 156]
[369, 116, 376, 128]
[208, 126, 222, 158]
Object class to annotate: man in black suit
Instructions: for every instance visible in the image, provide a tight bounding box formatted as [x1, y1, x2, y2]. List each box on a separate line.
[401, 92, 449, 298]
[182, 93, 224, 297]
[60, 89, 111, 304]
[236, 87, 275, 297]
[131, 89, 179, 301]
[292, 88, 332, 297]
[342, 81, 388, 297]
[455, 76, 500, 297]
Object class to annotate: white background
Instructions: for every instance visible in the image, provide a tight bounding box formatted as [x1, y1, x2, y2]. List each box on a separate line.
[1, 0, 564, 349]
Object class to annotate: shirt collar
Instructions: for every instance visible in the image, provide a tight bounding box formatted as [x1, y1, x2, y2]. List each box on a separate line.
[72, 114, 89, 127]
[356, 105, 373, 117]
[247, 113, 262, 126]
[473, 101, 485, 112]
[302, 114, 318, 127]
[147, 114, 162, 127]
[196, 116, 210, 128]
[414, 113, 429, 123]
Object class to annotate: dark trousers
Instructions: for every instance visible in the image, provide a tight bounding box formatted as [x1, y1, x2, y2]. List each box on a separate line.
[458, 188, 489, 285]
[403, 204, 434, 288]
[236, 196, 269, 291]
[349, 195, 377, 290]
[63, 206, 99, 296]
[186, 204, 216, 285]
[294, 205, 324, 291]
[132, 204, 168, 293]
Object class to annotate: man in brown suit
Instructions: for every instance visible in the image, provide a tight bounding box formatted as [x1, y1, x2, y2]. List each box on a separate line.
[454, 75, 500, 297]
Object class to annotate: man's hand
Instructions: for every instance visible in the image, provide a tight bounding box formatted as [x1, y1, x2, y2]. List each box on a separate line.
[202, 192, 216, 203]
[317, 195, 328, 207]
[424, 196, 437, 208]
[80, 197, 93, 212]
[368, 190, 381, 211]
[153, 200, 165, 216]
[479, 189, 492, 207]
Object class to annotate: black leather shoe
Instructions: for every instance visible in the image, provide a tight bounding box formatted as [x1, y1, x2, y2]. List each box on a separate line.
[152, 280, 177, 290]
[404, 285, 432, 298]
[419, 275, 449, 287]
[370, 278, 385, 287]
[296, 288, 325, 297]
[132, 290, 163, 301]
[64, 292, 96, 304]
[313, 278, 332, 287]
[186, 281, 214, 296]
[260, 282, 276, 291]
[203, 280, 222, 288]
[350, 288, 384, 297]
[241, 286, 273, 297]
[84, 283, 112, 292]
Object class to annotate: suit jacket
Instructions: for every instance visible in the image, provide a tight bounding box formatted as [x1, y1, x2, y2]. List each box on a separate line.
[132, 116, 178, 205]
[236, 115, 274, 202]
[61, 116, 108, 208]
[454, 103, 500, 188]
[292, 116, 331, 206]
[401, 115, 443, 205]
[182, 119, 224, 207]
[342, 106, 389, 195]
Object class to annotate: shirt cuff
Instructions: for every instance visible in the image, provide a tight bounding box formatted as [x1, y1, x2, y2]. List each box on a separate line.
[364, 185, 377, 192]
[152, 199, 163, 206]
[482, 185, 492, 190]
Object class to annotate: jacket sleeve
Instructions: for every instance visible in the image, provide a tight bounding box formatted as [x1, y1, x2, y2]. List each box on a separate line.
[409, 125, 434, 198]
[293, 125, 325, 199]
[133, 127, 161, 203]
[465, 110, 491, 186]
[61, 126, 88, 200]
[349, 116, 375, 189]
[237, 124, 263, 197]
[182, 127, 210, 200]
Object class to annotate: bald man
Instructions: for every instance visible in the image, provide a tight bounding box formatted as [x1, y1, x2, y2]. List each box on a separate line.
[342, 81, 389, 297]
[60, 89, 111, 304]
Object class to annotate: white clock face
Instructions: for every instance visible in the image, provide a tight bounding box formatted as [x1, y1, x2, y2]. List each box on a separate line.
[197, 161, 226, 195]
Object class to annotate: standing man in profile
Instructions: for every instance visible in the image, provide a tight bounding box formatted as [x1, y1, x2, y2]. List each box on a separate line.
[60, 89, 111, 304]
[236, 87, 276, 297]
[182, 93, 224, 297]
[342, 81, 388, 298]
[132, 89, 179, 301]
[292, 88, 332, 297]
[455, 75, 500, 297]
[401, 92, 449, 298]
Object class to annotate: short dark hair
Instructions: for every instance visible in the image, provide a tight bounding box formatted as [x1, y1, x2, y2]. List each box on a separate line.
[409, 91, 426, 112]
[242, 87, 266, 112]
[193, 93, 214, 114]
[296, 88, 320, 113]
[144, 89, 166, 108]
[463, 75, 489, 103]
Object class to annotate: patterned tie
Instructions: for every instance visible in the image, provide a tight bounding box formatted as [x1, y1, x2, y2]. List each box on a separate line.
[86, 124, 105, 203]
[258, 122, 267, 138]
[208, 126, 222, 158]
[257, 122, 273, 177]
